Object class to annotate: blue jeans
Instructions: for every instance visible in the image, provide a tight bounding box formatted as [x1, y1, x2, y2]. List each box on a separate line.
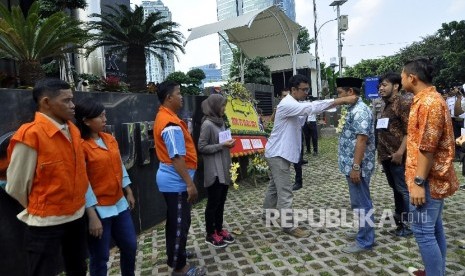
[346, 175, 375, 249]
[88, 209, 137, 276]
[409, 182, 446, 276]
[381, 160, 410, 225]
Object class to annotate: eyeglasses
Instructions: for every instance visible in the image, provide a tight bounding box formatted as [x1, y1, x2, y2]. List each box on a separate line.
[297, 87, 310, 93]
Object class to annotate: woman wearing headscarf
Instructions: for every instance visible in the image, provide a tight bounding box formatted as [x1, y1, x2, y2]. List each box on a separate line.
[75, 97, 137, 276]
[198, 94, 236, 248]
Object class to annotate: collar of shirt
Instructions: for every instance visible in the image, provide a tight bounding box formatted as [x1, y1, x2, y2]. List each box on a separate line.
[38, 112, 71, 140]
[413, 86, 437, 104]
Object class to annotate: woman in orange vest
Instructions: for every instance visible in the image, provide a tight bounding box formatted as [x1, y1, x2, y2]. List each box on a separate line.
[75, 98, 137, 276]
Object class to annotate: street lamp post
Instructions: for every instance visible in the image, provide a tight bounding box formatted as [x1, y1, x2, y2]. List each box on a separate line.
[330, 0, 347, 77]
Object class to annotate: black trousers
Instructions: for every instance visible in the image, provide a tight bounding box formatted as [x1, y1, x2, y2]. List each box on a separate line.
[25, 216, 87, 276]
[453, 119, 463, 157]
[293, 137, 305, 186]
[163, 192, 191, 270]
[302, 122, 318, 153]
[205, 179, 229, 235]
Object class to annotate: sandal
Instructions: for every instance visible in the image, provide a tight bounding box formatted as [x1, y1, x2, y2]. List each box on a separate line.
[171, 265, 206, 276]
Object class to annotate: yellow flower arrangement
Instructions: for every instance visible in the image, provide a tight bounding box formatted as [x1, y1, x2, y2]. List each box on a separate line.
[230, 162, 241, 190]
[247, 153, 269, 186]
[336, 106, 348, 134]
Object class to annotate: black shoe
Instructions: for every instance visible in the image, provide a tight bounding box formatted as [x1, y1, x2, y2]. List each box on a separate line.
[300, 159, 308, 165]
[313, 152, 318, 156]
[186, 250, 195, 259]
[292, 183, 302, 191]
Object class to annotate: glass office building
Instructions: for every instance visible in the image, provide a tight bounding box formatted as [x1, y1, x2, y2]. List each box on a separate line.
[142, 0, 175, 84]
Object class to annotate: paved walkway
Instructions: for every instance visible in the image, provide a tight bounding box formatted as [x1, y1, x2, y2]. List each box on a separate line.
[107, 137, 465, 276]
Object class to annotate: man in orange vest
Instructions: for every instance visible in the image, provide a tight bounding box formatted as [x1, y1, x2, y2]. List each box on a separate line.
[6, 78, 88, 276]
[153, 80, 206, 276]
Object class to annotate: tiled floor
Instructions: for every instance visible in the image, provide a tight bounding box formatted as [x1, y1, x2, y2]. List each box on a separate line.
[107, 136, 465, 275]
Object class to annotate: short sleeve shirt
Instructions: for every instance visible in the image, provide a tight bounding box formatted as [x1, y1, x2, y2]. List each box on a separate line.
[338, 98, 376, 178]
[377, 94, 412, 161]
[156, 125, 195, 192]
[406, 86, 458, 199]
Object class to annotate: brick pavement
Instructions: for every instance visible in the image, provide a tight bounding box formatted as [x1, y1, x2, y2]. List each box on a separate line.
[107, 137, 465, 276]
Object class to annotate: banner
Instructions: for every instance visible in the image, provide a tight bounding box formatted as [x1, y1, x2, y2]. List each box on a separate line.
[224, 95, 267, 156]
[364, 77, 380, 99]
[230, 135, 267, 157]
[225, 96, 262, 134]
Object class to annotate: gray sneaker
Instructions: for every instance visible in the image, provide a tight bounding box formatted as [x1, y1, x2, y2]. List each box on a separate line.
[345, 229, 357, 239]
[341, 242, 371, 254]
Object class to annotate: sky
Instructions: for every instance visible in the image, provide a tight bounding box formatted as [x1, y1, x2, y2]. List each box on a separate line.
[132, 0, 465, 73]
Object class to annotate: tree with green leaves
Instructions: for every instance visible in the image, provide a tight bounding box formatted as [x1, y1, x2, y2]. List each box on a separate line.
[88, 4, 185, 92]
[320, 62, 337, 98]
[0, 2, 90, 86]
[345, 20, 465, 88]
[229, 49, 271, 84]
[187, 68, 206, 86]
[165, 69, 206, 95]
[436, 20, 465, 86]
[38, 0, 87, 17]
[297, 27, 314, 53]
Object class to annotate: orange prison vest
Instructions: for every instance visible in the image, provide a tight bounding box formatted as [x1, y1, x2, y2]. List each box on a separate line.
[7, 112, 88, 217]
[82, 132, 124, 206]
[153, 106, 197, 169]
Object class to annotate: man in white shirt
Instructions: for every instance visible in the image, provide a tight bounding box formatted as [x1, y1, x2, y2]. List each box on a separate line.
[262, 74, 357, 238]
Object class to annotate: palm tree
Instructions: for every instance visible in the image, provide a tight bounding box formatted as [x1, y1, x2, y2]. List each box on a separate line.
[0, 2, 90, 86]
[88, 4, 185, 92]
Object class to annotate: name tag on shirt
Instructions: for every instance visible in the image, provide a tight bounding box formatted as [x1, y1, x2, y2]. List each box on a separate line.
[376, 118, 389, 129]
[218, 129, 232, 144]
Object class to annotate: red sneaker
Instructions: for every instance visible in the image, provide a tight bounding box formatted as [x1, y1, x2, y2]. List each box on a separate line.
[217, 229, 235, 244]
[205, 232, 227, 248]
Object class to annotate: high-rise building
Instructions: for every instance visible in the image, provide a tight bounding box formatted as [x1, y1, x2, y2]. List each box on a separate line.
[142, 0, 175, 84]
[216, 0, 295, 80]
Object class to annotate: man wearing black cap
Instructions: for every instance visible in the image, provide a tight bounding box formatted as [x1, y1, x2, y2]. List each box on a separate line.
[336, 77, 376, 253]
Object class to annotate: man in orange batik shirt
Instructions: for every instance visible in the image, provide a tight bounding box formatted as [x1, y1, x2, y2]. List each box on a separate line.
[402, 58, 458, 276]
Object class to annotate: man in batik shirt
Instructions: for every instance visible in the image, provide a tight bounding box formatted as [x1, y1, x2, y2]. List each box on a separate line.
[337, 77, 376, 254]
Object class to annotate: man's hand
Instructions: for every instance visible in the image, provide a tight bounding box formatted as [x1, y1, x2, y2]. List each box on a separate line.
[456, 135, 465, 146]
[125, 190, 136, 210]
[349, 170, 361, 184]
[222, 139, 236, 148]
[186, 184, 198, 204]
[410, 184, 425, 206]
[390, 151, 403, 165]
[340, 95, 359, 105]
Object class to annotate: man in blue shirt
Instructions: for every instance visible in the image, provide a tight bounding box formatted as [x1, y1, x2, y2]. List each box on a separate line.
[337, 77, 376, 253]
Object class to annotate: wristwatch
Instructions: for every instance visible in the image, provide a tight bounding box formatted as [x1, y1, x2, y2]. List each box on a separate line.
[352, 164, 361, 171]
[414, 176, 426, 187]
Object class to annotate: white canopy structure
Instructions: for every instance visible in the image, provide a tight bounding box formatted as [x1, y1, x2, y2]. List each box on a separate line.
[185, 5, 302, 74]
